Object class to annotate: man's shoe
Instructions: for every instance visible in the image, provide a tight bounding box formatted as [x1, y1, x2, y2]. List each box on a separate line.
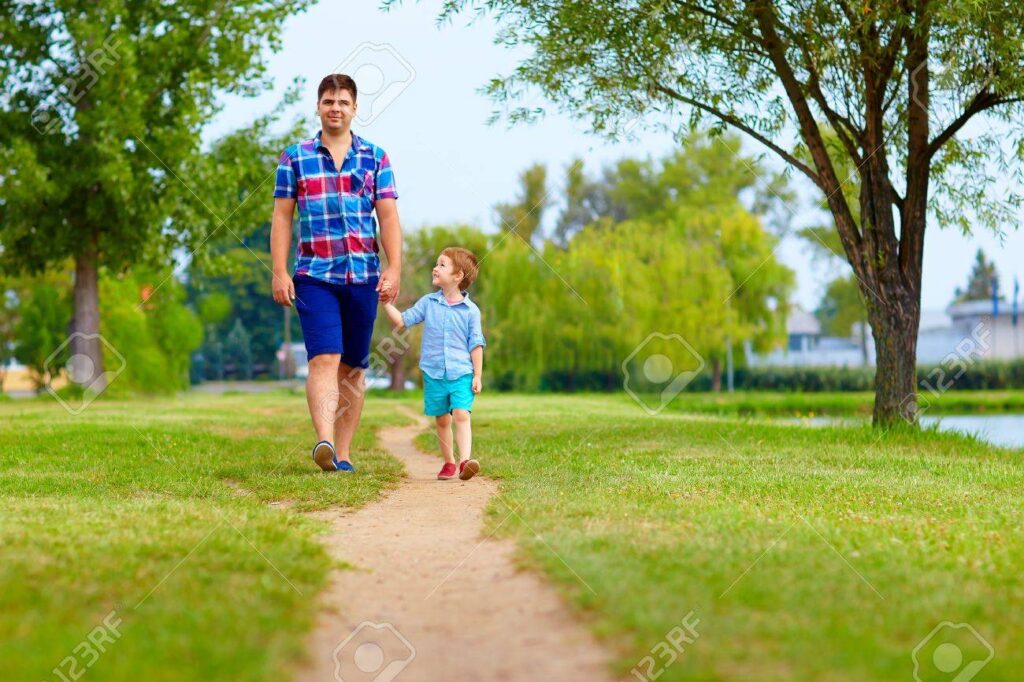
[333, 457, 355, 473]
[313, 440, 337, 471]
[458, 459, 480, 481]
[437, 462, 457, 480]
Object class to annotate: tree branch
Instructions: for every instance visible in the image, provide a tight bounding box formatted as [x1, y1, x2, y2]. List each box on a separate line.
[653, 82, 821, 186]
[750, 0, 863, 258]
[927, 92, 1023, 159]
[666, 0, 740, 30]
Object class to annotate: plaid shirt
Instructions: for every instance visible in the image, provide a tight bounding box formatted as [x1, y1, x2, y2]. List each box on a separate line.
[273, 131, 398, 284]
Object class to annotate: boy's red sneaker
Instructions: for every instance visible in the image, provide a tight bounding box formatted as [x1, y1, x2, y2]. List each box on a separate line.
[458, 459, 480, 481]
[437, 462, 457, 480]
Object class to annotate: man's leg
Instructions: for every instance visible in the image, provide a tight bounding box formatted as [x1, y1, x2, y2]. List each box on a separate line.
[306, 353, 342, 443]
[333, 279, 379, 465]
[333, 361, 365, 464]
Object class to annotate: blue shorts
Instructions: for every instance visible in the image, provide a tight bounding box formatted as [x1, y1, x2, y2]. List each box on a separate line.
[293, 274, 378, 368]
[423, 373, 475, 416]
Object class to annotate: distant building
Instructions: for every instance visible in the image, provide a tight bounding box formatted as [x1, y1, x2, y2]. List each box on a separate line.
[746, 300, 1024, 368]
[745, 308, 870, 367]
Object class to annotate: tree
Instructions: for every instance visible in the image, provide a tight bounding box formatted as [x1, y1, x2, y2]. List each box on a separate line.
[224, 318, 253, 380]
[0, 0, 311, 395]
[953, 248, 1000, 303]
[480, 145, 793, 392]
[428, 1, 1024, 426]
[494, 163, 550, 243]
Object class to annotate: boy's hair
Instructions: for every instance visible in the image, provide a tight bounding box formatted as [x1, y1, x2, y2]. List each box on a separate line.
[317, 74, 357, 102]
[442, 247, 479, 290]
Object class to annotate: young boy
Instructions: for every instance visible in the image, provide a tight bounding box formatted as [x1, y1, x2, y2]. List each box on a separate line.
[382, 247, 485, 480]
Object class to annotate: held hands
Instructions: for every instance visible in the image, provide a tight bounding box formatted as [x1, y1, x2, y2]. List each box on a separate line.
[472, 374, 482, 394]
[377, 266, 401, 304]
[272, 271, 295, 307]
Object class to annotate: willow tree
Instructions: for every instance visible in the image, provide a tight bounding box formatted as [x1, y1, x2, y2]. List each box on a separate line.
[424, 0, 1024, 426]
[0, 0, 311, 392]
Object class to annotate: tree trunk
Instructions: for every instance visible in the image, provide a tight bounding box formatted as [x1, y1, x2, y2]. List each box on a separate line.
[72, 234, 105, 391]
[867, 296, 920, 426]
[859, 320, 869, 366]
[710, 356, 722, 392]
[389, 355, 406, 391]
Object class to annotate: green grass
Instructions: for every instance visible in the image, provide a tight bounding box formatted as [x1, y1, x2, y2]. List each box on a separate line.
[4, 390, 1022, 681]
[415, 394, 1024, 681]
[0, 392, 408, 682]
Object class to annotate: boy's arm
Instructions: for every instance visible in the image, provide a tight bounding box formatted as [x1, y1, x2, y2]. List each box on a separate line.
[382, 301, 405, 330]
[470, 345, 483, 393]
[383, 294, 427, 330]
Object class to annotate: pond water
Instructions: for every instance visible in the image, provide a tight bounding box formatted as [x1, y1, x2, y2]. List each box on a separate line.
[778, 414, 1024, 449]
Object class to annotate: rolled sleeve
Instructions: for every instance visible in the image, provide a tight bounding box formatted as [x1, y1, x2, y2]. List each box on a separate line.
[375, 151, 398, 201]
[272, 149, 297, 199]
[401, 295, 428, 327]
[468, 310, 486, 350]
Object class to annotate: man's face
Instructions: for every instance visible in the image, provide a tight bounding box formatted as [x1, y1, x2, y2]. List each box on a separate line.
[318, 88, 356, 132]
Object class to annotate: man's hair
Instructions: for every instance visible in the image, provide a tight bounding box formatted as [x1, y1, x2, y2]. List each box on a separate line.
[442, 247, 480, 290]
[317, 74, 357, 102]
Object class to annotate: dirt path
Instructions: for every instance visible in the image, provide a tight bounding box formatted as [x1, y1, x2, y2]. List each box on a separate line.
[295, 408, 613, 682]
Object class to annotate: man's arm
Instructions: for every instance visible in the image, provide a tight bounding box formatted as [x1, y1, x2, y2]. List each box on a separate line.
[470, 346, 483, 393]
[375, 198, 402, 304]
[270, 197, 296, 307]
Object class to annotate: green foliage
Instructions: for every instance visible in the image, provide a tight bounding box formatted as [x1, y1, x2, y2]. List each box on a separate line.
[483, 137, 793, 390]
[0, 0, 313, 276]
[12, 279, 72, 389]
[188, 221, 302, 376]
[99, 270, 202, 394]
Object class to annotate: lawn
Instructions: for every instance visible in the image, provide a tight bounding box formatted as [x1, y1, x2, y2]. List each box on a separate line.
[418, 394, 1024, 681]
[2, 389, 1022, 681]
[0, 391, 408, 682]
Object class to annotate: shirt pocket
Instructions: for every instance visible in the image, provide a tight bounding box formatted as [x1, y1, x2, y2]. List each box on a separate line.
[343, 169, 375, 197]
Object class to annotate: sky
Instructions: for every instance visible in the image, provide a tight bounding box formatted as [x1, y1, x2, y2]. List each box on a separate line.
[206, 1, 1024, 314]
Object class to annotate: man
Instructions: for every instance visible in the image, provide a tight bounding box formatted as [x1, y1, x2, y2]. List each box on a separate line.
[270, 73, 402, 472]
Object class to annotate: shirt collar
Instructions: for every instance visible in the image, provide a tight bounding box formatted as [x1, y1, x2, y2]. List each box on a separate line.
[430, 289, 470, 306]
[313, 130, 370, 153]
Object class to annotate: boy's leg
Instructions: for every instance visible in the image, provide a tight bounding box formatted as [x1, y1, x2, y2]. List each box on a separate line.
[435, 413, 455, 464]
[452, 409, 472, 462]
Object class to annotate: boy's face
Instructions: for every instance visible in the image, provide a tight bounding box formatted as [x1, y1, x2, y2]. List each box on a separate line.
[318, 88, 356, 133]
[432, 255, 463, 289]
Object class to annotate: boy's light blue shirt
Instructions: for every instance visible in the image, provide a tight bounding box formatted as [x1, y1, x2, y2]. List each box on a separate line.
[401, 290, 486, 380]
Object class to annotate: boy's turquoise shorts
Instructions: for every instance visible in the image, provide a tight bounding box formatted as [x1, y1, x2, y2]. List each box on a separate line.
[423, 373, 475, 416]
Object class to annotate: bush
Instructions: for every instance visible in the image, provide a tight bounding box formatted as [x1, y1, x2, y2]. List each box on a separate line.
[493, 359, 1024, 393]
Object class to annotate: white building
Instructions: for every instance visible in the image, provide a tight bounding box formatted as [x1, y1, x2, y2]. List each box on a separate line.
[746, 300, 1024, 367]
